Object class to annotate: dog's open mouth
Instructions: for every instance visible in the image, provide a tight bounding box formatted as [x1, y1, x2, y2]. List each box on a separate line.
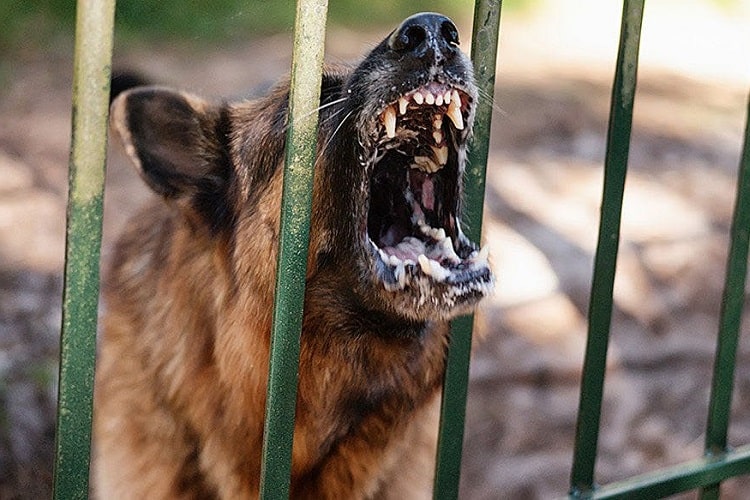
[362, 81, 493, 310]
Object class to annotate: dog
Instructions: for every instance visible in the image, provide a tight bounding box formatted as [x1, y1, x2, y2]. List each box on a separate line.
[94, 12, 493, 499]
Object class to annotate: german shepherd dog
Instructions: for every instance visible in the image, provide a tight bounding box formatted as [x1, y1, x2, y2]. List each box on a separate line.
[94, 12, 493, 499]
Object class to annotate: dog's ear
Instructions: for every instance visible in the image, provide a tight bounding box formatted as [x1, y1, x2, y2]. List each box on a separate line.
[111, 87, 235, 232]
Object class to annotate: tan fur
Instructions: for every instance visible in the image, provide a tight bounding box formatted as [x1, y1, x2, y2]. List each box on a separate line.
[94, 97, 446, 499]
[94, 14, 489, 498]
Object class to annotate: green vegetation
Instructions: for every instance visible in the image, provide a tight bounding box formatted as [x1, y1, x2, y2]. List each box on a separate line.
[3, 0, 503, 53]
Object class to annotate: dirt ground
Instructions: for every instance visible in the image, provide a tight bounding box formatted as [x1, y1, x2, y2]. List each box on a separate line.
[2, 2, 750, 499]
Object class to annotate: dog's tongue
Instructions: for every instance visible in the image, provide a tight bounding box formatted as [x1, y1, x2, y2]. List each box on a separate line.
[409, 170, 435, 212]
[421, 176, 435, 211]
[382, 237, 427, 262]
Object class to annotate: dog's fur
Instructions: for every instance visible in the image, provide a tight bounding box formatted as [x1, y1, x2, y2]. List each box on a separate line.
[94, 13, 493, 499]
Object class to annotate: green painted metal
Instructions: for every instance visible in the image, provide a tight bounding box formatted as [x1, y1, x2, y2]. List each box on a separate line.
[699, 93, 750, 498]
[52, 0, 116, 498]
[49, 0, 750, 496]
[573, 444, 750, 499]
[434, 314, 476, 498]
[569, 1, 644, 497]
[433, 1, 502, 498]
[259, 0, 329, 498]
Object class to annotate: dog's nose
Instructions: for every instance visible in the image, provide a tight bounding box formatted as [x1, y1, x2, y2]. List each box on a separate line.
[388, 13, 460, 66]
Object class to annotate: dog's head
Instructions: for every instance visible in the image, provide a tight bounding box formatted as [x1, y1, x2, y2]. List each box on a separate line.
[110, 12, 493, 324]
[335, 12, 493, 321]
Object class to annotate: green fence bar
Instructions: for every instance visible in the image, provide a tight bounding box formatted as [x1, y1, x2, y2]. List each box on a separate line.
[259, 0, 329, 497]
[579, 443, 750, 500]
[699, 93, 750, 499]
[569, 1, 644, 497]
[52, 0, 116, 498]
[433, 1, 502, 498]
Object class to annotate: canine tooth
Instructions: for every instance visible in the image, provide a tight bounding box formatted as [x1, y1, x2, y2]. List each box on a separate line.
[471, 245, 490, 268]
[383, 105, 397, 138]
[446, 97, 464, 130]
[432, 145, 448, 165]
[442, 237, 461, 262]
[429, 260, 451, 282]
[435, 93, 443, 106]
[433, 130, 443, 144]
[424, 92, 435, 105]
[413, 92, 424, 105]
[398, 96, 409, 115]
[418, 254, 431, 275]
[435, 228, 447, 241]
[444, 90, 452, 104]
[395, 263, 406, 288]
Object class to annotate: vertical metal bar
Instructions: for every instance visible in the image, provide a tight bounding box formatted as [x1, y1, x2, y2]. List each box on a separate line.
[52, 0, 116, 497]
[569, 1, 644, 497]
[259, 0, 328, 498]
[699, 93, 750, 499]
[432, 1, 502, 498]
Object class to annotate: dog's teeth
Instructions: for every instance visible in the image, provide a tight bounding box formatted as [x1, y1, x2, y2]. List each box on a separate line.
[432, 145, 448, 165]
[435, 93, 443, 106]
[433, 130, 443, 144]
[424, 92, 435, 105]
[383, 105, 397, 138]
[442, 237, 461, 262]
[446, 95, 464, 130]
[444, 90, 452, 104]
[398, 96, 409, 115]
[395, 263, 406, 288]
[430, 260, 451, 281]
[428, 227, 444, 241]
[433, 115, 443, 130]
[441, 235, 454, 252]
[470, 245, 490, 268]
[413, 92, 424, 105]
[418, 254, 431, 275]
[388, 255, 401, 267]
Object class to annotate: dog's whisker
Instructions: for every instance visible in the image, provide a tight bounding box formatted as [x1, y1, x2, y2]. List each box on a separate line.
[315, 108, 355, 168]
[476, 87, 508, 118]
[284, 96, 350, 132]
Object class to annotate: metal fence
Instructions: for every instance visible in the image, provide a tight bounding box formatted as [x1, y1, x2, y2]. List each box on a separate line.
[568, 1, 750, 498]
[52, 0, 750, 498]
[52, 0, 500, 498]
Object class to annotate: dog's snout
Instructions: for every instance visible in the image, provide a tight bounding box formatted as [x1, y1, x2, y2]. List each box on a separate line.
[388, 13, 460, 65]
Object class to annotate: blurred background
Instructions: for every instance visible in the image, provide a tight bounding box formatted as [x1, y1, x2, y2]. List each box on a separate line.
[2, 0, 750, 498]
